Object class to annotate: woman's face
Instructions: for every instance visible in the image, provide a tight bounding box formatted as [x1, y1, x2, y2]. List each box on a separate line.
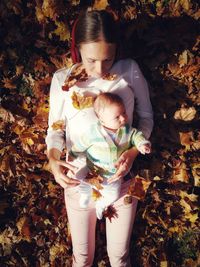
[79, 41, 116, 78]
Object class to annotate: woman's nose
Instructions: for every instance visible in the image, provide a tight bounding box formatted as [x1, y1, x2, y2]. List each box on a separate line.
[95, 61, 104, 76]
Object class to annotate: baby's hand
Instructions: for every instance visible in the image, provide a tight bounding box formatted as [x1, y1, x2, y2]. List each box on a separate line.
[138, 143, 151, 155]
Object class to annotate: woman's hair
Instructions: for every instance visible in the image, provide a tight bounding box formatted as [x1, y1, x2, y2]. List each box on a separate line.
[94, 92, 124, 116]
[74, 10, 119, 47]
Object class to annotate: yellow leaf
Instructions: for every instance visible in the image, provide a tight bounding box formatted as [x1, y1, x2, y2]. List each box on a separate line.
[42, 0, 58, 20]
[0, 107, 15, 122]
[93, 0, 109, 10]
[160, 261, 168, 267]
[123, 6, 137, 20]
[179, 131, 193, 150]
[92, 188, 102, 201]
[174, 106, 196, 121]
[51, 120, 65, 130]
[16, 65, 24, 76]
[180, 0, 190, 11]
[71, 91, 94, 110]
[50, 21, 70, 42]
[25, 138, 34, 146]
[180, 199, 191, 213]
[178, 50, 188, 67]
[35, 6, 46, 23]
[172, 168, 189, 183]
[185, 213, 198, 223]
[191, 163, 200, 187]
[12, 124, 24, 135]
[172, 160, 189, 183]
[71, 0, 80, 5]
[180, 191, 198, 202]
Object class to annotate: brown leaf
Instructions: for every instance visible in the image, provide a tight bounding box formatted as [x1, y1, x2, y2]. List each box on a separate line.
[16, 216, 31, 241]
[85, 172, 104, 190]
[127, 176, 151, 201]
[62, 65, 88, 91]
[172, 161, 189, 183]
[2, 77, 17, 89]
[103, 205, 118, 222]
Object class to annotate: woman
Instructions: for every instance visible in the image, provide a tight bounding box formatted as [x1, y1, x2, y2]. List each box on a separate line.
[46, 10, 153, 267]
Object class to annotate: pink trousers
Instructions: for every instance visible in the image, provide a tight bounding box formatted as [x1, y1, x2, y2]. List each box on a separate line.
[64, 180, 138, 267]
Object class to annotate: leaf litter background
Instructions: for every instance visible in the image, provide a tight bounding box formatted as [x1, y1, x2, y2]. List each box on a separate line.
[0, 0, 199, 266]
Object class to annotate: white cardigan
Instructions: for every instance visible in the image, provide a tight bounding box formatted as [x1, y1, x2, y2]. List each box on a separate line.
[45, 59, 153, 152]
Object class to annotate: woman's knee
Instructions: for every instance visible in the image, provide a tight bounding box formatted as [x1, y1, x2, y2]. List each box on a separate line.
[107, 244, 131, 267]
[72, 244, 94, 267]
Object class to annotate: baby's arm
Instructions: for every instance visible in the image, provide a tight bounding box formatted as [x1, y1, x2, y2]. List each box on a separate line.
[130, 128, 151, 155]
[137, 142, 151, 155]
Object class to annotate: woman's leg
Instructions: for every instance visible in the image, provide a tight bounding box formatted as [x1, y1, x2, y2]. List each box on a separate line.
[106, 181, 138, 267]
[64, 186, 97, 267]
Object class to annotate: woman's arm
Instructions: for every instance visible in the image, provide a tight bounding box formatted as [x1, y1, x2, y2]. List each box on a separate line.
[46, 71, 80, 188]
[108, 146, 139, 183]
[131, 60, 154, 139]
[108, 60, 154, 183]
[48, 148, 80, 188]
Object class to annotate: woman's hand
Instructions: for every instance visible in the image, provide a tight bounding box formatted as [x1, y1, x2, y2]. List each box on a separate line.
[48, 148, 80, 188]
[107, 147, 139, 184]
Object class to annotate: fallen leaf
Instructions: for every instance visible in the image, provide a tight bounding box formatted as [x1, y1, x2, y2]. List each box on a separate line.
[93, 0, 109, 10]
[49, 21, 70, 41]
[71, 91, 94, 110]
[174, 106, 196, 121]
[51, 120, 65, 130]
[127, 176, 151, 201]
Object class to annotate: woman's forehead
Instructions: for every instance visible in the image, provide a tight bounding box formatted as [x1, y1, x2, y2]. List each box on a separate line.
[80, 41, 116, 57]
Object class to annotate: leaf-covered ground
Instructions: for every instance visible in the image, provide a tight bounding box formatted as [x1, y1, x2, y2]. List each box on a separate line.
[0, 1, 199, 266]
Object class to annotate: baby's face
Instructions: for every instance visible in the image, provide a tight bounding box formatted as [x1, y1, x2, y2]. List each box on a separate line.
[99, 104, 128, 131]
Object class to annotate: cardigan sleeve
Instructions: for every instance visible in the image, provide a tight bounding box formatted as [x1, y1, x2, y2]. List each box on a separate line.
[45, 73, 66, 152]
[130, 128, 151, 149]
[130, 60, 154, 139]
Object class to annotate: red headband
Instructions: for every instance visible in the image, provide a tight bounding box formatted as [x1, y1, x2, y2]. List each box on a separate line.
[70, 18, 80, 63]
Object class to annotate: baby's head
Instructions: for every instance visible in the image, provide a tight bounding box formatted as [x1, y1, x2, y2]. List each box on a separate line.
[94, 92, 128, 131]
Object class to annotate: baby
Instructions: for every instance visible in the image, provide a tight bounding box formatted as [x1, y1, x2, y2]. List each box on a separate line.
[69, 92, 151, 219]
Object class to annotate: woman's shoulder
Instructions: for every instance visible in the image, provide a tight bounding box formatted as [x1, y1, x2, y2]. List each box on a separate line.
[112, 58, 140, 73]
[53, 66, 74, 85]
